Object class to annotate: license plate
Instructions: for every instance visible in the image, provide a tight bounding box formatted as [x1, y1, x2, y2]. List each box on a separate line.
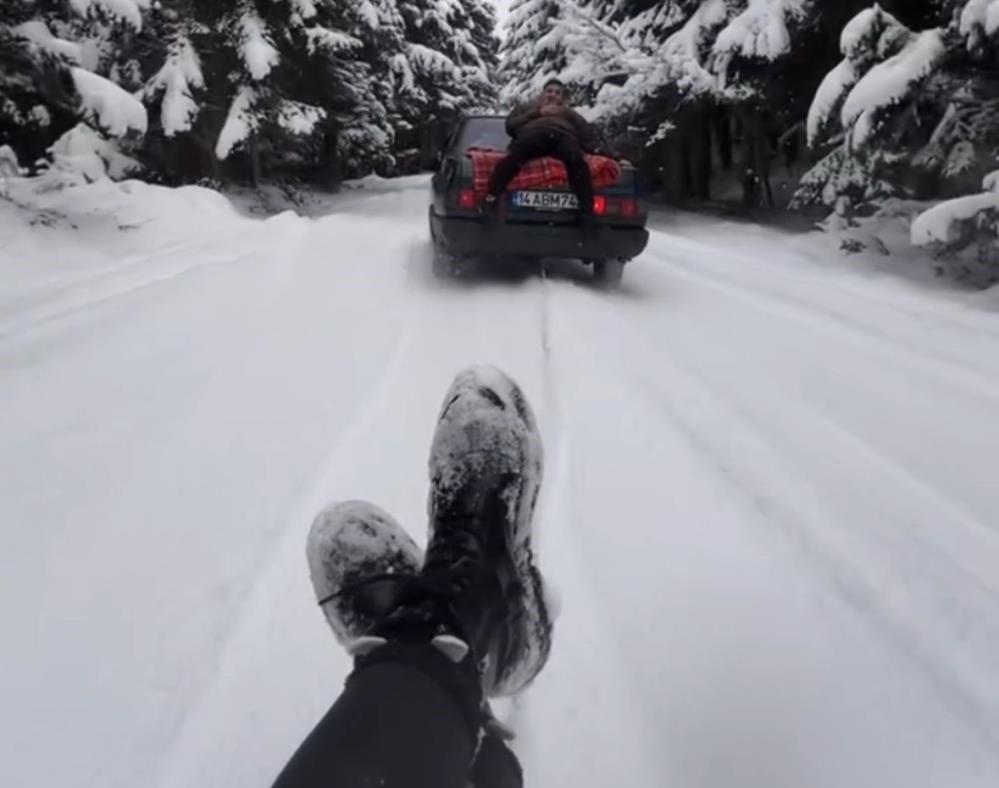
[512, 191, 579, 211]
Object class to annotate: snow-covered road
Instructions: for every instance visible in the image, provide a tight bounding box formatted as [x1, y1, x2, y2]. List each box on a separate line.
[2, 176, 998, 788]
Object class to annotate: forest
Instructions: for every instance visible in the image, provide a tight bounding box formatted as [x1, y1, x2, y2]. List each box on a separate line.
[2, 1, 999, 282]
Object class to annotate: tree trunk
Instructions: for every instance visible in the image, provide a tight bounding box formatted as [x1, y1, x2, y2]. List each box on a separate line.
[250, 134, 262, 188]
[715, 108, 733, 171]
[739, 107, 774, 212]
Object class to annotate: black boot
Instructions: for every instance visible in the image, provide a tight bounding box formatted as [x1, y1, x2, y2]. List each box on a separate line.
[362, 367, 553, 698]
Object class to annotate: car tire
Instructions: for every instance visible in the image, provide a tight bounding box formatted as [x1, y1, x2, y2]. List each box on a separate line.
[593, 258, 625, 287]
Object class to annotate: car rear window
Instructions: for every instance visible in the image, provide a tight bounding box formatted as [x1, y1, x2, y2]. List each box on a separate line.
[456, 118, 509, 152]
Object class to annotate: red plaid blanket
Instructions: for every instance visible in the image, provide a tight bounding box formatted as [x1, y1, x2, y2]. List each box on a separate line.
[467, 146, 621, 197]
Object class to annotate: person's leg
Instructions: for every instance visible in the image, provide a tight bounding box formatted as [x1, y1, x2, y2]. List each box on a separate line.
[551, 136, 594, 218]
[271, 657, 476, 788]
[486, 130, 550, 198]
[272, 366, 552, 788]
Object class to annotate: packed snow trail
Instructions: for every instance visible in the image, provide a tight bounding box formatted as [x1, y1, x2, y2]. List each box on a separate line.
[1, 176, 998, 788]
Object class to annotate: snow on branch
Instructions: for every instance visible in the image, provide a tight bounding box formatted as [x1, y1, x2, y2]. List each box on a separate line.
[911, 191, 999, 245]
[71, 67, 148, 137]
[68, 0, 150, 31]
[841, 29, 945, 150]
[277, 100, 326, 136]
[406, 44, 459, 79]
[807, 59, 858, 146]
[12, 21, 84, 64]
[660, 0, 733, 94]
[960, 0, 999, 40]
[240, 12, 280, 81]
[288, 0, 318, 20]
[714, 0, 812, 62]
[216, 87, 257, 160]
[306, 27, 363, 55]
[144, 36, 204, 137]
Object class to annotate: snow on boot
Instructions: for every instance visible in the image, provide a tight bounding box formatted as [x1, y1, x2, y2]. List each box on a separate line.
[306, 501, 423, 648]
[422, 365, 552, 697]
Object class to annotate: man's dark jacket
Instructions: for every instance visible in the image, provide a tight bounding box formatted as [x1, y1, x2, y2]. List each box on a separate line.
[505, 104, 599, 153]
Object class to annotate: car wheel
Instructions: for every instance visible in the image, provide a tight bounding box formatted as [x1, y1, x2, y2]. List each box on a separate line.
[593, 258, 625, 287]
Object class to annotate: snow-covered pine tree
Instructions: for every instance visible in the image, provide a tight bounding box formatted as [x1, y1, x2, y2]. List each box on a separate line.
[393, 0, 484, 169]
[466, 0, 502, 84]
[908, 0, 999, 284]
[794, 5, 945, 214]
[278, 0, 403, 181]
[499, 0, 565, 106]
[708, 1, 823, 208]
[178, 0, 397, 185]
[2, 0, 149, 174]
[1, 1, 80, 165]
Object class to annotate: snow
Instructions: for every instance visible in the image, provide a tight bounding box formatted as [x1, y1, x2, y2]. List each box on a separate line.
[0, 146, 21, 178]
[240, 13, 280, 81]
[2, 176, 999, 788]
[961, 0, 999, 36]
[661, 0, 732, 94]
[71, 67, 149, 138]
[806, 58, 858, 146]
[13, 20, 84, 63]
[841, 29, 945, 149]
[277, 101, 326, 136]
[305, 26, 362, 54]
[911, 191, 999, 245]
[839, 7, 880, 57]
[69, 0, 150, 30]
[713, 0, 810, 61]
[216, 87, 257, 160]
[289, 0, 318, 20]
[407, 43, 460, 78]
[145, 37, 205, 137]
[39, 123, 142, 186]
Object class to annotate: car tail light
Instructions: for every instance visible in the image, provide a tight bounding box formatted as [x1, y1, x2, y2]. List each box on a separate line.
[592, 195, 608, 215]
[457, 189, 478, 210]
[619, 198, 639, 218]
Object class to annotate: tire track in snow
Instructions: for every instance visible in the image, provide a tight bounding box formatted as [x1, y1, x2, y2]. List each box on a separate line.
[152, 231, 426, 788]
[650, 227, 999, 341]
[0, 218, 305, 344]
[574, 292, 999, 754]
[645, 244, 999, 403]
[516, 275, 669, 787]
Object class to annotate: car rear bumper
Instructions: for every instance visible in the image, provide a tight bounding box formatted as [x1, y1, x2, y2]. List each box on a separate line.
[430, 210, 649, 261]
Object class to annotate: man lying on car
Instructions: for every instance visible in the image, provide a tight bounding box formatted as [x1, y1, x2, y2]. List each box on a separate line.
[482, 79, 601, 230]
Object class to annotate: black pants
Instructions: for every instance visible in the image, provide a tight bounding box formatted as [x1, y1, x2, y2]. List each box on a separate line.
[271, 654, 522, 788]
[487, 128, 594, 214]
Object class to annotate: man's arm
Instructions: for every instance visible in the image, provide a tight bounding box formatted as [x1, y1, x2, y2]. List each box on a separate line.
[506, 104, 540, 137]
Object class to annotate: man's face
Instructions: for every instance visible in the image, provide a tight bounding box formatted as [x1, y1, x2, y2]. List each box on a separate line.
[541, 84, 567, 106]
